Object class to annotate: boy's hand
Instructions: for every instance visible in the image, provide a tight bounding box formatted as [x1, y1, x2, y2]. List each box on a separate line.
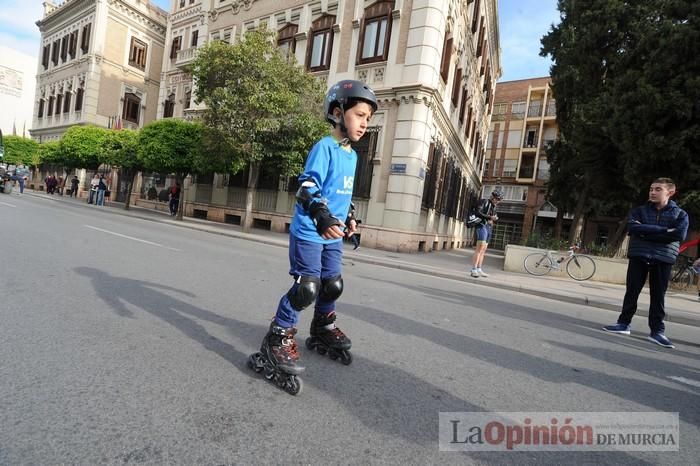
[322, 222, 346, 240]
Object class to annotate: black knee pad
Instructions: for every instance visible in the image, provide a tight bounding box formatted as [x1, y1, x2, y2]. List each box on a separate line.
[319, 275, 343, 301]
[287, 275, 321, 310]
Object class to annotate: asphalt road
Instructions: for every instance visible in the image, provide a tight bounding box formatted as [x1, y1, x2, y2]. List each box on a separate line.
[1, 194, 699, 465]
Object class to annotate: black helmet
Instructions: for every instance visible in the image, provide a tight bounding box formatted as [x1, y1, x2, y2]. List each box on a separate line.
[491, 190, 503, 200]
[325, 80, 378, 127]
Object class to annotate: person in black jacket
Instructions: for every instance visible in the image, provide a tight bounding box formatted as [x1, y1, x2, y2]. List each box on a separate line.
[470, 190, 502, 277]
[603, 178, 689, 348]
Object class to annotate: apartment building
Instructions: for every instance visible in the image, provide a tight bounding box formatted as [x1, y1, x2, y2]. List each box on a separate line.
[30, 0, 168, 143]
[150, 0, 501, 253]
[482, 77, 558, 249]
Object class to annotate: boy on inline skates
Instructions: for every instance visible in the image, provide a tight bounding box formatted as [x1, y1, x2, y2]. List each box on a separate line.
[248, 80, 377, 394]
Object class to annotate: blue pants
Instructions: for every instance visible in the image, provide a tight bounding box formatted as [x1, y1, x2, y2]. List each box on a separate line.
[96, 189, 106, 206]
[275, 236, 343, 328]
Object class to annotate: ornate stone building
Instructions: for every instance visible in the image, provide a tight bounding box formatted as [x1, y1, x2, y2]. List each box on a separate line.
[150, 0, 501, 252]
[30, 0, 168, 142]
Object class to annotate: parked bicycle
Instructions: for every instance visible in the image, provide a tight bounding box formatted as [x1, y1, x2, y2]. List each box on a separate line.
[669, 254, 697, 290]
[523, 245, 596, 281]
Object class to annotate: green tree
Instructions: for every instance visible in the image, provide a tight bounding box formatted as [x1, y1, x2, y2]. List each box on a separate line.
[103, 129, 141, 210]
[541, 0, 699, 247]
[137, 119, 205, 220]
[191, 30, 328, 231]
[58, 125, 110, 170]
[2, 136, 39, 166]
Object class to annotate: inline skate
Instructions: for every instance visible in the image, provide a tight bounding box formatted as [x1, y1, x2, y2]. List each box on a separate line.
[248, 322, 304, 395]
[305, 311, 352, 365]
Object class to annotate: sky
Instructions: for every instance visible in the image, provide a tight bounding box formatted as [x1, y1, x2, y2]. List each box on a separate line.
[1, 0, 559, 82]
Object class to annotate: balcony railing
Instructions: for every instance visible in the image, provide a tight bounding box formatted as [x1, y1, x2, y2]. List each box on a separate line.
[527, 105, 542, 118]
[545, 103, 556, 117]
[175, 46, 198, 67]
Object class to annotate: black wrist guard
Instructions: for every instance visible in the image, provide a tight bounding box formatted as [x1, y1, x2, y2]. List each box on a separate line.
[309, 202, 343, 236]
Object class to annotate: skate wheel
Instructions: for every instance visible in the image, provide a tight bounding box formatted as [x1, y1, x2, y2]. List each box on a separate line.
[247, 353, 264, 373]
[305, 337, 314, 350]
[285, 375, 303, 396]
[340, 351, 353, 366]
[264, 365, 276, 380]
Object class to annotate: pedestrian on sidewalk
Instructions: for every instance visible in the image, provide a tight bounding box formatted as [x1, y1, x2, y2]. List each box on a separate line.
[168, 182, 181, 216]
[345, 204, 361, 250]
[88, 174, 99, 204]
[693, 257, 700, 301]
[96, 175, 108, 206]
[248, 80, 377, 390]
[470, 190, 502, 278]
[70, 176, 79, 198]
[603, 178, 689, 348]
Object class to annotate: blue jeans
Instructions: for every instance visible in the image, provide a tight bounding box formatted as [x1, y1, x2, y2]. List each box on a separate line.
[96, 189, 106, 206]
[275, 236, 343, 328]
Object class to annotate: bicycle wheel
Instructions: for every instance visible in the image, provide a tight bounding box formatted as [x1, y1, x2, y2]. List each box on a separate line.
[670, 267, 693, 290]
[523, 253, 554, 276]
[566, 254, 596, 281]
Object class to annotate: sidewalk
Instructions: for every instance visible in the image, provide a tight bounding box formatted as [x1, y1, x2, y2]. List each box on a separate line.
[24, 190, 700, 328]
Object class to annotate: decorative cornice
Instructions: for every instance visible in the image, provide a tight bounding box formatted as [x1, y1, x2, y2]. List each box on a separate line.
[171, 5, 202, 24]
[231, 0, 258, 15]
[109, 0, 167, 35]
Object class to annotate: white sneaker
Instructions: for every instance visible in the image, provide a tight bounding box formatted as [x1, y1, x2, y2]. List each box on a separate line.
[478, 269, 489, 278]
[470, 269, 480, 278]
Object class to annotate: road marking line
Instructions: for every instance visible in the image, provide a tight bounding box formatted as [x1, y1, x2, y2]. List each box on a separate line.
[0, 201, 17, 207]
[84, 225, 181, 251]
[668, 376, 700, 388]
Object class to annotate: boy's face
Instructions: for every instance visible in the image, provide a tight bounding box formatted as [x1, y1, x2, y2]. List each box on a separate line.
[341, 102, 374, 142]
[648, 182, 674, 204]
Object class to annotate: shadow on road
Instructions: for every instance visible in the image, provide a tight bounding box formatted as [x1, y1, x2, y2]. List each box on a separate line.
[75, 267, 669, 463]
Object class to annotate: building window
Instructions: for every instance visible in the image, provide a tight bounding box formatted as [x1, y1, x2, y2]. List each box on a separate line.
[51, 40, 60, 65]
[38, 99, 45, 118]
[351, 127, 379, 198]
[47, 96, 55, 116]
[191, 30, 199, 47]
[81, 23, 91, 53]
[358, 1, 394, 64]
[190, 0, 195, 4]
[459, 87, 468, 124]
[163, 93, 175, 118]
[122, 92, 141, 124]
[56, 94, 63, 115]
[471, 0, 481, 33]
[306, 15, 334, 71]
[502, 159, 517, 177]
[60, 35, 68, 62]
[184, 90, 192, 109]
[511, 101, 526, 119]
[63, 92, 71, 113]
[277, 23, 298, 62]
[75, 88, 84, 111]
[180, 0, 185, 7]
[439, 32, 453, 82]
[129, 37, 148, 70]
[451, 67, 462, 106]
[170, 36, 182, 59]
[69, 30, 78, 58]
[42, 45, 50, 69]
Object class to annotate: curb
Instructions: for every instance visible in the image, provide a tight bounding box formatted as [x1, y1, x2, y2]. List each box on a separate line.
[25, 191, 700, 328]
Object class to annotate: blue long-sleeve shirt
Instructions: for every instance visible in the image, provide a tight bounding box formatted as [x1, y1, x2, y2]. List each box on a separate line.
[289, 136, 357, 244]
